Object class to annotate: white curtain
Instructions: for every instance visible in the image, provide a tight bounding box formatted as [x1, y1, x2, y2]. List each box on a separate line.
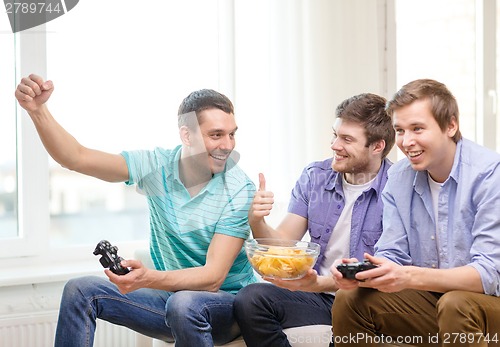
[225, 0, 390, 222]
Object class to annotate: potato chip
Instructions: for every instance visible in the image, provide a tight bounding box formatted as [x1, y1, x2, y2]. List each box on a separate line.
[248, 246, 316, 279]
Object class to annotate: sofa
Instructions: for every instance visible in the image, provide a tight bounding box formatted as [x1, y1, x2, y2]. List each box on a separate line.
[134, 249, 413, 347]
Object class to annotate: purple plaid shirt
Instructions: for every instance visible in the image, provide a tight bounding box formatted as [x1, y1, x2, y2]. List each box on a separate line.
[288, 158, 392, 271]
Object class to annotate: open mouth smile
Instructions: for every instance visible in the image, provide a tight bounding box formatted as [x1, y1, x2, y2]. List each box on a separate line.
[407, 150, 423, 158]
[210, 153, 229, 161]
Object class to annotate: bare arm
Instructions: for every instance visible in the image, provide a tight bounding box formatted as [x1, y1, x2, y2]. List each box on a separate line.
[15, 74, 129, 182]
[107, 233, 244, 293]
[405, 265, 483, 293]
[249, 173, 308, 240]
[357, 254, 484, 294]
[268, 268, 339, 293]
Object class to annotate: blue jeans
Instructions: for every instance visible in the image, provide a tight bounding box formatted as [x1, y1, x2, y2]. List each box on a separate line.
[234, 282, 334, 347]
[54, 276, 241, 347]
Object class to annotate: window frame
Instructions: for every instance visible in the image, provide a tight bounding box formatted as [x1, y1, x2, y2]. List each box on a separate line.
[0, 0, 235, 264]
[1, 26, 49, 258]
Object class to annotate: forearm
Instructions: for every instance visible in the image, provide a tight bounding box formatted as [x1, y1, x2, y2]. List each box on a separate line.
[28, 105, 85, 171]
[315, 274, 339, 293]
[249, 216, 278, 239]
[407, 265, 484, 293]
[250, 213, 308, 240]
[146, 266, 227, 292]
[28, 105, 129, 182]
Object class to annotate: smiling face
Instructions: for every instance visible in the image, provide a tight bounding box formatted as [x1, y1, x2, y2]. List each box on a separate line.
[331, 118, 383, 184]
[393, 99, 458, 182]
[186, 108, 237, 175]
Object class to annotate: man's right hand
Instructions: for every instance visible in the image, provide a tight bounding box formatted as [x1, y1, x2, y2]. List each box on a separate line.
[249, 173, 275, 220]
[15, 74, 54, 113]
[330, 258, 362, 291]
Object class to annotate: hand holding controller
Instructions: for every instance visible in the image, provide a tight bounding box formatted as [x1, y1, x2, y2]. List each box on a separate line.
[336, 259, 377, 280]
[93, 240, 130, 275]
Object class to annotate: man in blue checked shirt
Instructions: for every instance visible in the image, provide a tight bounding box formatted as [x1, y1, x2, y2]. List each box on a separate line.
[15, 74, 257, 347]
[331, 79, 500, 347]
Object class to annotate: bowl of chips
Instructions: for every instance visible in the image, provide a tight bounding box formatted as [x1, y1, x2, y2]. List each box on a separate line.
[245, 238, 320, 280]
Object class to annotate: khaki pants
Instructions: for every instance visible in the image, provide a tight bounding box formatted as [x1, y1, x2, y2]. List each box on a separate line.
[331, 288, 500, 347]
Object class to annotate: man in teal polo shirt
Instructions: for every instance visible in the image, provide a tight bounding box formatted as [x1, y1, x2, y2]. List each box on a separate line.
[15, 74, 257, 347]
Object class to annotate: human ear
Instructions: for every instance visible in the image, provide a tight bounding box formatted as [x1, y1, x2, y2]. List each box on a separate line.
[179, 126, 191, 146]
[372, 139, 386, 155]
[447, 116, 459, 138]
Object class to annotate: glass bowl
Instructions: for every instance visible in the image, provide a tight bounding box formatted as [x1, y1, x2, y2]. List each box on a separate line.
[244, 238, 320, 280]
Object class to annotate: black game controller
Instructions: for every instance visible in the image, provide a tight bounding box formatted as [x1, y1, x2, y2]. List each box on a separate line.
[336, 259, 377, 280]
[93, 240, 130, 275]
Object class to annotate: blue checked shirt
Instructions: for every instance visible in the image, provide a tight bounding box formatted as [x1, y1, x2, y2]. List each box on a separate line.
[375, 139, 500, 296]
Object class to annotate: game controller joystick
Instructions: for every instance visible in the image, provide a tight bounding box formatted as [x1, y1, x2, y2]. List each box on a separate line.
[336, 259, 377, 280]
[93, 240, 130, 275]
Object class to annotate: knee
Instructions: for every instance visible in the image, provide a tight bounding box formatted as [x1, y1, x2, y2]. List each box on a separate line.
[436, 291, 478, 327]
[62, 276, 102, 300]
[332, 289, 357, 314]
[437, 291, 470, 316]
[234, 284, 268, 310]
[167, 291, 196, 315]
[332, 288, 369, 325]
[166, 291, 206, 326]
[59, 276, 107, 314]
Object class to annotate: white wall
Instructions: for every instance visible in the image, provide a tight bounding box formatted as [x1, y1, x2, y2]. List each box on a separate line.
[235, 0, 392, 218]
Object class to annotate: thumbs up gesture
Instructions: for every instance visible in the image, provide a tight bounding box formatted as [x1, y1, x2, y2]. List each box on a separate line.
[249, 173, 275, 221]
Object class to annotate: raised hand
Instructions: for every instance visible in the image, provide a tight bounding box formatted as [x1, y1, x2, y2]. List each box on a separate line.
[15, 74, 54, 113]
[249, 173, 275, 220]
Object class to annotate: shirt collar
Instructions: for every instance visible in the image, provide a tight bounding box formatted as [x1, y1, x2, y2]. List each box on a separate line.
[448, 139, 463, 183]
[173, 147, 236, 196]
[414, 139, 462, 192]
[171, 145, 183, 184]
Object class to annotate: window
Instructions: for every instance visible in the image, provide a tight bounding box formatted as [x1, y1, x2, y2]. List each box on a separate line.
[0, 17, 17, 240]
[45, 0, 221, 247]
[395, 0, 476, 143]
[0, 0, 229, 264]
[395, 0, 498, 155]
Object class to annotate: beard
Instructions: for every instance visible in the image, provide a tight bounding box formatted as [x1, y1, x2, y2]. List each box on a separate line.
[332, 153, 371, 174]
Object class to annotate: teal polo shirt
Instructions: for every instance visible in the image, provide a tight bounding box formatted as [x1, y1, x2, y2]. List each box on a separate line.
[121, 145, 257, 293]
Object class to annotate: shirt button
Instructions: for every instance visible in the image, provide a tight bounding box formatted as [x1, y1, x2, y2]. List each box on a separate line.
[337, 205, 341, 209]
[431, 264, 436, 268]
[326, 229, 330, 233]
[431, 235, 435, 240]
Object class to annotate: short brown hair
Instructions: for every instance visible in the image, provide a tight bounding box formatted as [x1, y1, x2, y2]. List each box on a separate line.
[336, 93, 395, 158]
[386, 79, 462, 142]
[177, 89, 234, 129]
